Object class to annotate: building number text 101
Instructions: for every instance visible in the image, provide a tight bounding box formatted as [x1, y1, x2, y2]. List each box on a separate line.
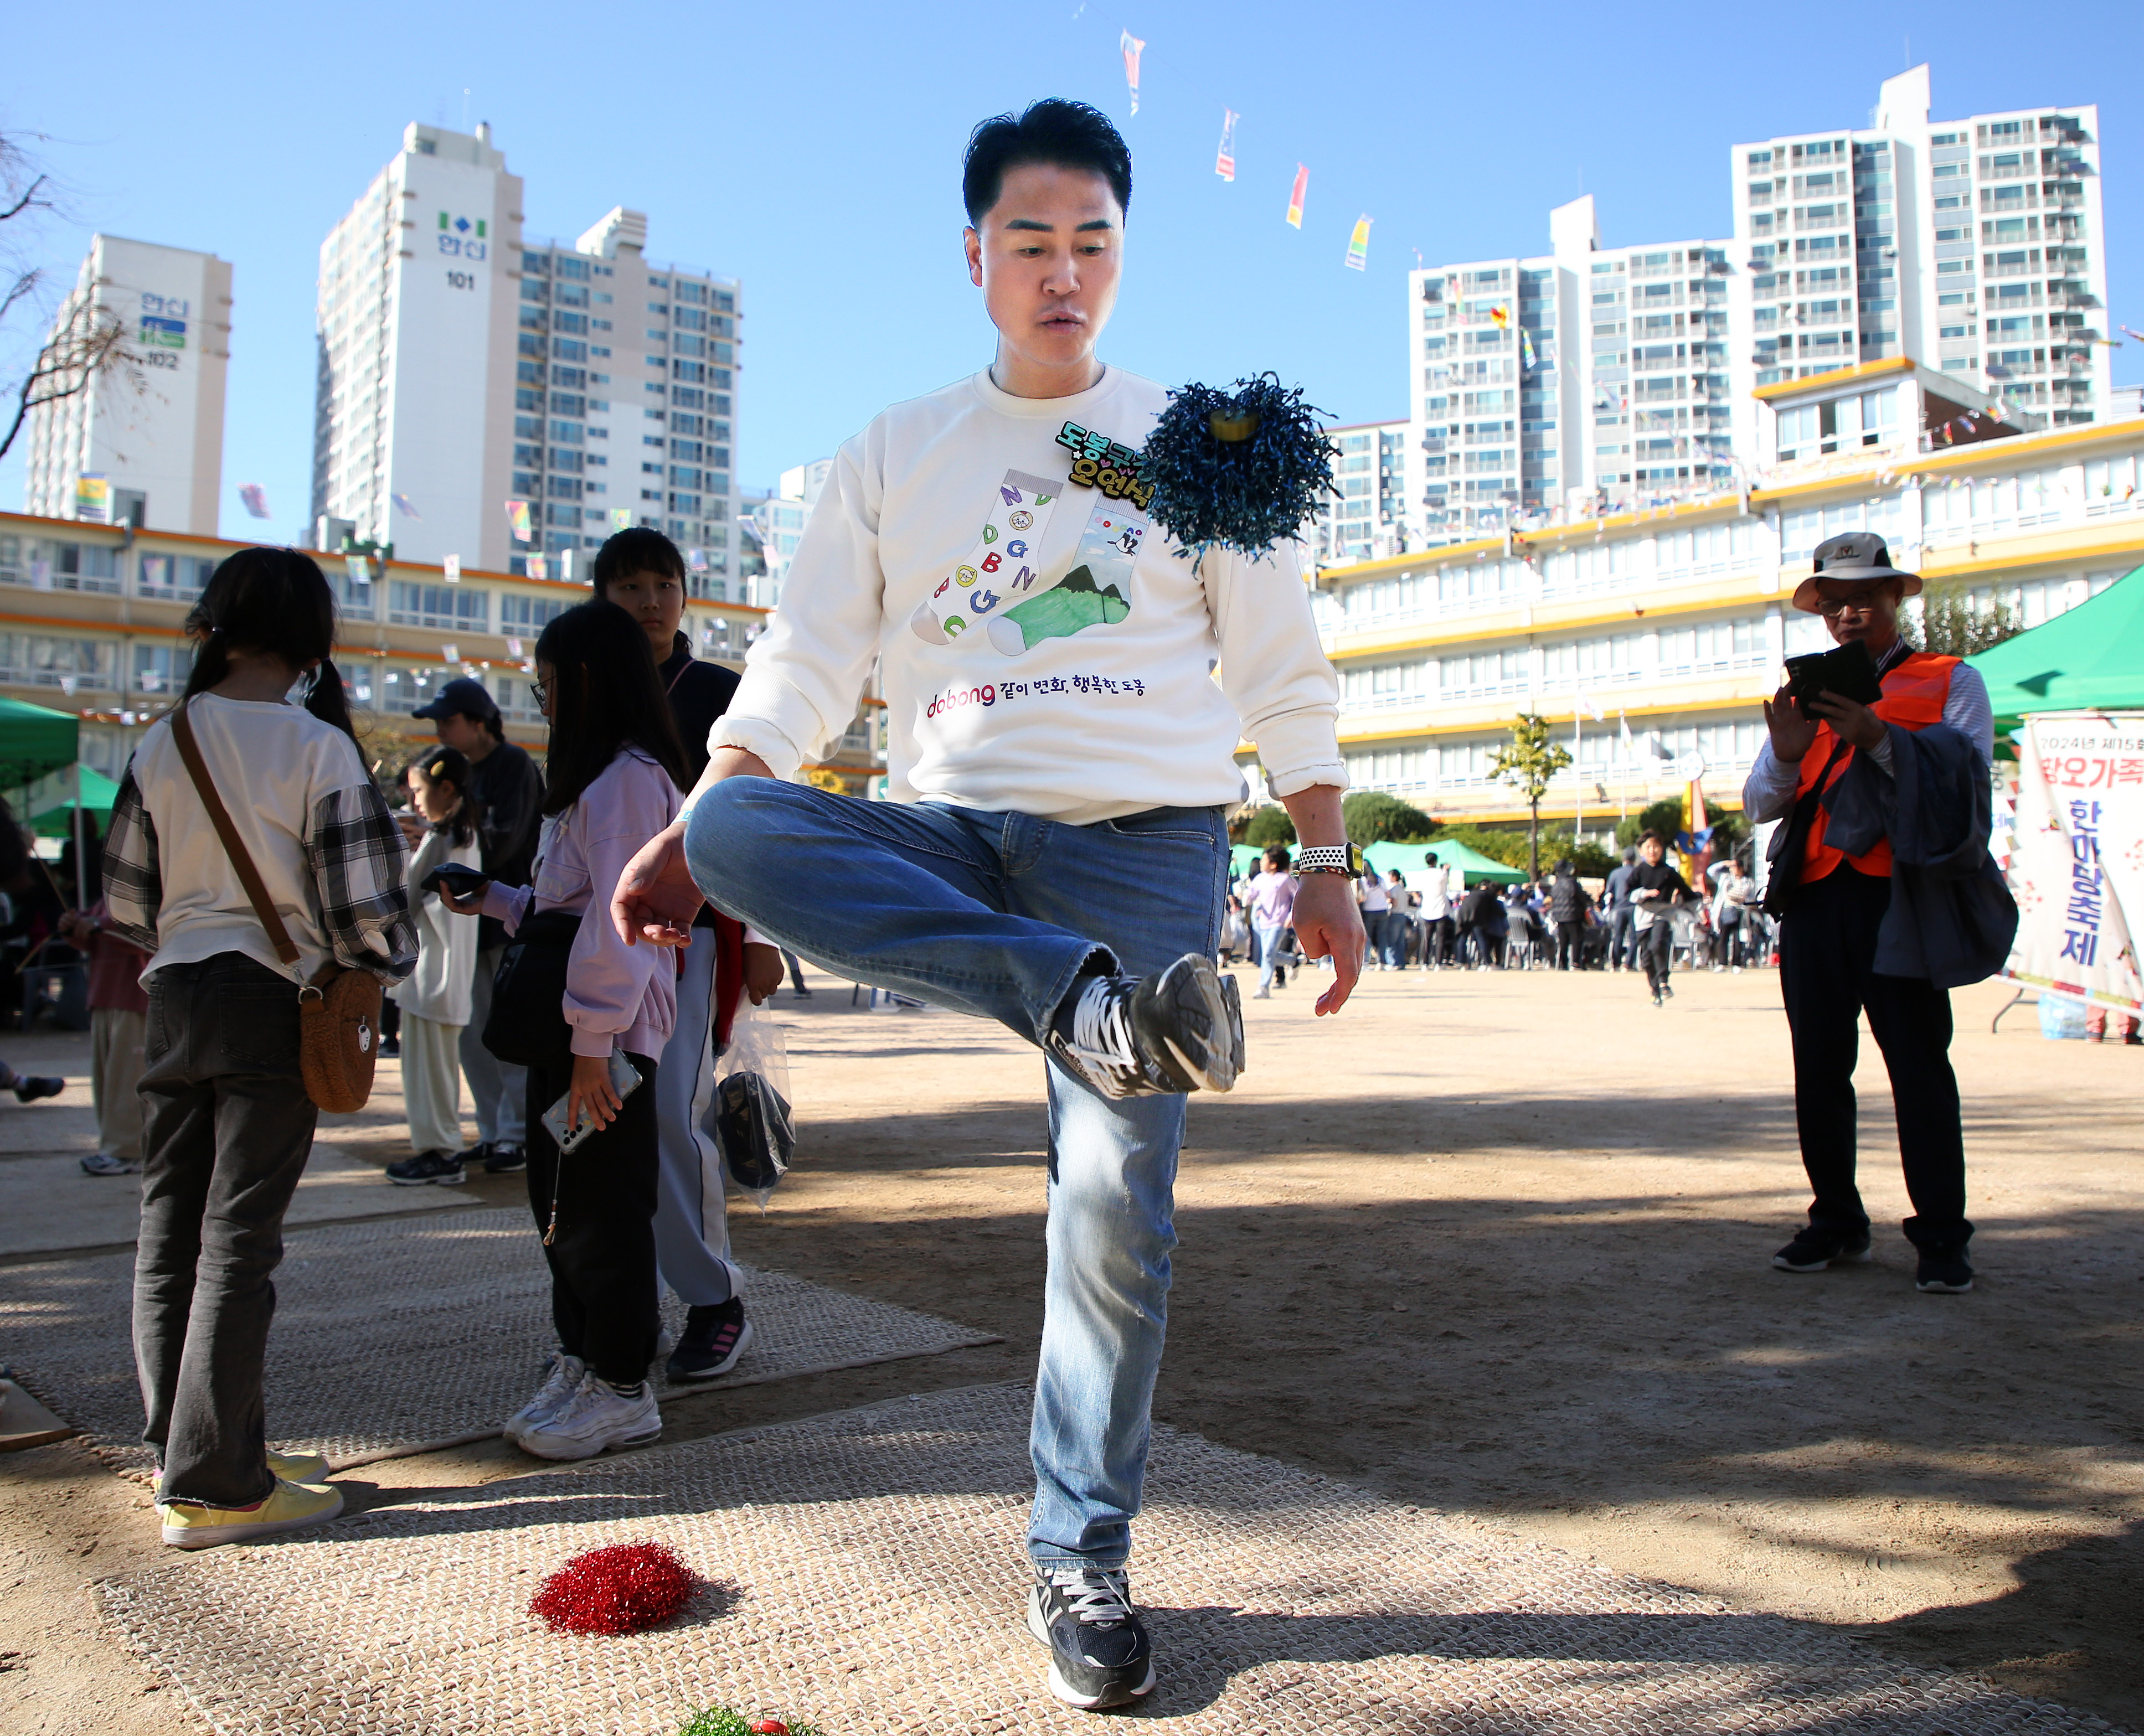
[446, 271, 477, 291]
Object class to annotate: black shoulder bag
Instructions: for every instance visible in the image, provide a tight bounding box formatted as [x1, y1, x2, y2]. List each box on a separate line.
[481, 908, 583, 1069]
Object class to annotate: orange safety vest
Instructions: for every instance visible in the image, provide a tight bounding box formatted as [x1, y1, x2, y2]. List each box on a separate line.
[1796, 649, 1960, 883]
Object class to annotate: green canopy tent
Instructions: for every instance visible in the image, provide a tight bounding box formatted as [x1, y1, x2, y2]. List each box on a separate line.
[30, 765, 121, 837]
[1228, 836, 1527, 886]
[0, 695, 80, 793]
[1368, 838, 1528, 886]
[1967, 562, 2144, 734]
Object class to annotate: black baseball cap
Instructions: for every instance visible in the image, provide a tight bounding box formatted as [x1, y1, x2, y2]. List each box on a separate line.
[411, 676, 501, 723]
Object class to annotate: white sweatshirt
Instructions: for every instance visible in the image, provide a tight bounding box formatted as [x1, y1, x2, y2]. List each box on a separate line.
[713, 366, 1347, 824]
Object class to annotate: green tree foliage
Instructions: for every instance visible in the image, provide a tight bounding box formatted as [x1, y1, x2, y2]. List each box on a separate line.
[1616, 797, 1684, 848]
[1911, 582, 2025, 658]
[1342, 789, 1435, 846]
[1437, 825, 1615, 878]
[1487, 712, 1572, 877]
[1242, 804, 1297, 846]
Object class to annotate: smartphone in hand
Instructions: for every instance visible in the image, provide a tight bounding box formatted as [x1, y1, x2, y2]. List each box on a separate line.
[425, 862, 493, 902]
[541, 1051, 644, 1156]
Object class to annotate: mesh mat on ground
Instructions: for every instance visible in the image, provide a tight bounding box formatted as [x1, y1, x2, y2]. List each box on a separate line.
[0, 1207, 997, 1476]
[100, 1382, 2127, 1736]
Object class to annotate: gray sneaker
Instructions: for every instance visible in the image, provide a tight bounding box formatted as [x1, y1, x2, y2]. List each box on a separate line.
[80, 1151, 137, 1176]
[1048, 953, 1245, 1099]
[503, 1351, 586, 1444]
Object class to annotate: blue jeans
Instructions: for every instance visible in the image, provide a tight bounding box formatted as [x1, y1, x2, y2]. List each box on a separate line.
[1253, 920, 1288, 991]
[685, 779, 1227, 1569]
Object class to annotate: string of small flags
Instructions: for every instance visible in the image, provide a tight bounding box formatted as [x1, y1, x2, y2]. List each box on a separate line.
[1109, 22, 1375, 273]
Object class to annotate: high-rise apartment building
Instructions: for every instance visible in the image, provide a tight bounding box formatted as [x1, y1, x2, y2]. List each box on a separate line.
[743, 458, 830, 603]
[24, 235, 231, 534]
[1407, 199, 1733, 552]
[1315, 421, 1410, 563]
[313, 123, 745, 597]
[1390, 66, 2114, 562]
[1728, 66, 2110, 449]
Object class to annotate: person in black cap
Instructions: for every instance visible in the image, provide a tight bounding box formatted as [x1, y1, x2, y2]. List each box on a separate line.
[394, 675, 543, 1182]
[1743, 531, 1996, 1294]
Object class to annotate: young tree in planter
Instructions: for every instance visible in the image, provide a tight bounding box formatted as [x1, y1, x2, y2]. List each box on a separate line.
[1488, 711, 1571, 878]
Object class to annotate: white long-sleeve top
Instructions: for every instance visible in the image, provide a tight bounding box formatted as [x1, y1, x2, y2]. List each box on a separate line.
[1742, 651, 1994, 823]
[712, 366, 1347, 824]
[393, 825, 482, 1026]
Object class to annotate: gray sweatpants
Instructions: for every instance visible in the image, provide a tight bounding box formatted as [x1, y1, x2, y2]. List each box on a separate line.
[653, 930, 739, 1307]
[460, 943, 527, 1150]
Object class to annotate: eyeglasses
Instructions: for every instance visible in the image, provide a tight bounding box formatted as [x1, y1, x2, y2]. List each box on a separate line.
[530, 678, 552, 707]
[1812, 592, 1880, 617]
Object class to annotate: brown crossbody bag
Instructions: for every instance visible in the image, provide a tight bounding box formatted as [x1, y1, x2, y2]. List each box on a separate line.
[169, 699, 383, 1112]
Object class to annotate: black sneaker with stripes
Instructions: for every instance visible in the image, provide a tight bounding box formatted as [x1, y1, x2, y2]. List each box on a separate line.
[1027, 1563, 1156, 1710]
[1047, 953, 1245, 1100]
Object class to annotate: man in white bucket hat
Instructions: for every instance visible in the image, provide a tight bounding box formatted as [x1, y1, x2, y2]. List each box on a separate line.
[1744, 531, 1994, 1295]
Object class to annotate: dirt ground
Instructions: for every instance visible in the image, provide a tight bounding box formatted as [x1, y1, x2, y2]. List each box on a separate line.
[3, 959, 2140, 1733]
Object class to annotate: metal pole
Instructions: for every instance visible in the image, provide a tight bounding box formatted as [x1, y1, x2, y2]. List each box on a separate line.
[1573, 710, 1583, 844]
[71, 762, 84, 908]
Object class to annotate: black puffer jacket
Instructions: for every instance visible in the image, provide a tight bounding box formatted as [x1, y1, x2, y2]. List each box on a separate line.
[1549, 871, 1592, 923]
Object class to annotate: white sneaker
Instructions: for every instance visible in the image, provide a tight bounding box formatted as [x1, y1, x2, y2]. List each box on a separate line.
[518, 1375, 661, 1461]
[1251, 987, 1271, 1000]
[503, 1350, 585, 1444]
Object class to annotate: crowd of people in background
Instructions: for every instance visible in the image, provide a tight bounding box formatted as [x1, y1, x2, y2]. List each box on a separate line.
[1228, 838, 1774, 997]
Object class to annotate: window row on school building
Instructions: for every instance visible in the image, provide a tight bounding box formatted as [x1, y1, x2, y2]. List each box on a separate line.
[0, 513, 772, 786]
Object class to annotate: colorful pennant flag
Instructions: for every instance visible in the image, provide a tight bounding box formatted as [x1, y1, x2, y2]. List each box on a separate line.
[610, 507, 632, 531]
[1520, 329, 1537, 370]
[1285, 164, 1308, 230]
[1344, 214, 1372, 271]
[238, 483, 270, 519]
[1490, 304, 1510, 328]
[527, 554, 548, 581]
[1120, 30, 1145, 114]
[391, 491, 421, 519]
[506, 499, 533, 542]
[442, 554, 461, 582]
[1214, 109, 1238, 180]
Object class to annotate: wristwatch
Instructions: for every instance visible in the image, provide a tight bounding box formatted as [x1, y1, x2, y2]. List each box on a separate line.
[1296, 843, 1364, 877]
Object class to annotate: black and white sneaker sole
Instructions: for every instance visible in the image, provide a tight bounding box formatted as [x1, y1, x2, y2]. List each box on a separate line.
[1025, 1600, 1158, 1710]
[1772, 1245, 1873, 1273]
[1150, 953, 1243, 1094]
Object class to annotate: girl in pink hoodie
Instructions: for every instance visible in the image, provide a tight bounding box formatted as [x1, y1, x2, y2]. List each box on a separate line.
[451, 601, 688, 1460]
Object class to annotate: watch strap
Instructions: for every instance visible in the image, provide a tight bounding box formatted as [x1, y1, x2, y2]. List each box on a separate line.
[1296, 844, 1360, 876]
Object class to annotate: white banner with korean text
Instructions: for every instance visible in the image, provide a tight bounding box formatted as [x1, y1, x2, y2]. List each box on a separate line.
[2003, 712, 2144, 1014]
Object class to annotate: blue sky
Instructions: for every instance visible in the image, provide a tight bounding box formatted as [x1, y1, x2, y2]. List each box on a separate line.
[4, 0, 2140, 548]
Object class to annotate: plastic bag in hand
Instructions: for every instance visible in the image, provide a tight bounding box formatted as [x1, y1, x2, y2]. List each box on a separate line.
[704, 998, 796, 1209]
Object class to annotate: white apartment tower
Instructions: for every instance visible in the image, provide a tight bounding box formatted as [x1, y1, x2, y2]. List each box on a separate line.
[1315, 421, 1410, 565]
[1403, 66, 2114, 549]
[314, 123, 745, 596]
[1408, 199, 1731, 546]
[24, 235, 231, 534]
[1729, 66, 2110, 447]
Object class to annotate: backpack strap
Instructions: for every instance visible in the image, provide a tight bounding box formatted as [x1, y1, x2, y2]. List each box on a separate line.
[170, 699, 303, 970]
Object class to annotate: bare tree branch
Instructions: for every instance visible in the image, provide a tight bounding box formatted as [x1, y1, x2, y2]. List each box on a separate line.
[0, 133, 144, 467]
[0, 170, 49, 227]
[0, 290, 143, 465]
